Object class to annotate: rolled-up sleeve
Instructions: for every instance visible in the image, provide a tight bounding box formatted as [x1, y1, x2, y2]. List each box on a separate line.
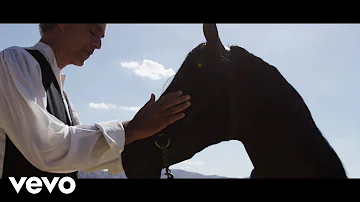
[0, 47, 125, 174]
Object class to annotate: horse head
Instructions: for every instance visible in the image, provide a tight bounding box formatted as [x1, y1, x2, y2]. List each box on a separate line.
[121, 24, 234, 178]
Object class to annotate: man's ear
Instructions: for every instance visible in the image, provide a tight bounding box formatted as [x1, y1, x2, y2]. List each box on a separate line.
[57, 24, 66, 32]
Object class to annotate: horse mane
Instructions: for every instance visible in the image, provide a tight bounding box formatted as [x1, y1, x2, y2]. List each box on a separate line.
[227, 44, 348, 178]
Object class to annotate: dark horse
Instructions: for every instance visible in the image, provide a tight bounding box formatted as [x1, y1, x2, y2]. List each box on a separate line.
[121, 24, 347, 179]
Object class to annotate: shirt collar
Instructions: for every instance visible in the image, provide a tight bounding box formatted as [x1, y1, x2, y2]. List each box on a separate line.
[29, 41, 66, 89]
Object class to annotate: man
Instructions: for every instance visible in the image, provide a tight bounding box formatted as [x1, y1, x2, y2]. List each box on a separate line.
[0, 24, 191, 178]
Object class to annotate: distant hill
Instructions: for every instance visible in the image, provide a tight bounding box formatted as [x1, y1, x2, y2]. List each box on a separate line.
[78, 169, 230, 179]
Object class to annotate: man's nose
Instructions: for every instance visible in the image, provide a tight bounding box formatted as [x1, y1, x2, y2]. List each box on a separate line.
[92, 38, 102, 49]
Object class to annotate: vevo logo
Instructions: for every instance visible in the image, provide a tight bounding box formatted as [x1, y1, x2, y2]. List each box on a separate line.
[9, 176, 76, 194]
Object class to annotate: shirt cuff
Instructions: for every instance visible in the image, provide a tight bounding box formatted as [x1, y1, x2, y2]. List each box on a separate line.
[106, 158, 125, 174]
[94, 120, 125, 157]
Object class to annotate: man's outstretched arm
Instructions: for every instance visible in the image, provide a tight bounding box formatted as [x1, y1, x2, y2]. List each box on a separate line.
[0, 47, 191, 175]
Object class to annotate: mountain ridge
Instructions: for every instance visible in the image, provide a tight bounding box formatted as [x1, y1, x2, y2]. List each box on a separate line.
[78, 169, 231, 179]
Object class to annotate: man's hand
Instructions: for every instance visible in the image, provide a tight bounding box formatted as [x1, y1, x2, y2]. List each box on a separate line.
[124, 91, 191, 145]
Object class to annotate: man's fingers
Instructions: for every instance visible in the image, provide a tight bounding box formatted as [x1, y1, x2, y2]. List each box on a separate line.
[150, 93, 156, 103]
[164, 101, 191, 116]
[157, 91, 183, 105]
[164, 112, 185, 125]
[161, 95, 191, 110]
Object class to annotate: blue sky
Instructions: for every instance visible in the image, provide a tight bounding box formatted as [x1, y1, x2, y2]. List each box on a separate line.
[0, 23, 359, 178]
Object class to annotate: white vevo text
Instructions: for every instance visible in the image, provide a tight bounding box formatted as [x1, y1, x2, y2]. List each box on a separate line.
[8, 176, 76, 194]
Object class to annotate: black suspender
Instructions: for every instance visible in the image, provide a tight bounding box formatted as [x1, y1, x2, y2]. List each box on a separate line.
[26, 49, 75, 125]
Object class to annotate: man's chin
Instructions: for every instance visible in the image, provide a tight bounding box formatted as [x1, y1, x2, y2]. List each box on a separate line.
[73, 60, 86, 67]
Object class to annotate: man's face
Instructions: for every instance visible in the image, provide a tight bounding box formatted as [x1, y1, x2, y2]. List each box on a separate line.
[58, 24, 106, 66]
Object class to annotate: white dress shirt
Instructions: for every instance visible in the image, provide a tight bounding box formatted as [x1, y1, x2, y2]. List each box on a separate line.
[0, 42, 126, 178]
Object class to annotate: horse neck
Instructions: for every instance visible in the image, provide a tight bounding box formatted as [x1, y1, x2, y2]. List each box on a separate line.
[228, 78, 347, 178]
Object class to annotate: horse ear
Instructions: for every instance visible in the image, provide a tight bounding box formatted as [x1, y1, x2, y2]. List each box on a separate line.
[203, 23, 225, 51]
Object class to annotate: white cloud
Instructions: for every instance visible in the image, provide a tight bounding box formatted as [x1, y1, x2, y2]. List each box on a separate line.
[118, 106, 141, 112]
[120, 61, 139, 70]
[89, 102, 117, 109]
[88, 103, 142, 113]
[120, 59, 175, 80]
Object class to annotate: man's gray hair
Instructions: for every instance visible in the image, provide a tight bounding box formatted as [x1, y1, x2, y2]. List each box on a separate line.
[39, 23, 56, 36]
